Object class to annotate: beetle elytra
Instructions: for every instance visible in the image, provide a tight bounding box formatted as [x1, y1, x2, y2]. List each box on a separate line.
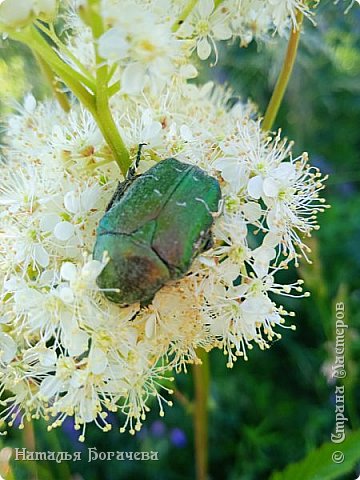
[93, 157, 221, 306]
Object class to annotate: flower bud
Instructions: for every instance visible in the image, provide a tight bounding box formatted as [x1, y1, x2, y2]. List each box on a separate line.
[0, 0, 57, 28]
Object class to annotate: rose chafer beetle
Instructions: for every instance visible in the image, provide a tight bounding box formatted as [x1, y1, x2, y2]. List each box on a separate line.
[93, 152, 221, 306]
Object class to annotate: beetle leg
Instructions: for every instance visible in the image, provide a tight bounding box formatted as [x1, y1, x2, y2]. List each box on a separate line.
[212, 197, 224, 218]
[194, 228, 214, 254]
[105, 178, 133, 211]
[202, 234, 214, 251]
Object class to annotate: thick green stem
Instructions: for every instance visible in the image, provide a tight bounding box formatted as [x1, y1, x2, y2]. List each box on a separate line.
[35, 20, 97, 90]
[193, 349, 210, 480]
[262, 11, 304, 131]
[11, 27, 97, 113]
[87, 0, 130, 175]
[9, 18, 130, 175]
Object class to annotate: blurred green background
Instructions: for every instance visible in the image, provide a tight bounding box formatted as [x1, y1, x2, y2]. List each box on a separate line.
[0, 1, 360, 479]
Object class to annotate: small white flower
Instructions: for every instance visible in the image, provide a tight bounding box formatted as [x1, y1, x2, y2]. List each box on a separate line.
[180, 0, 232, 60]
[98, 27, 129, 61]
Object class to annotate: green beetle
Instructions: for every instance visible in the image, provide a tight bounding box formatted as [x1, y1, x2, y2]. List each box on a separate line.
[93, 156, 221, 306]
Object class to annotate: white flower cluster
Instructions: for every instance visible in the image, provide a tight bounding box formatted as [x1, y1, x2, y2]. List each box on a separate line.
[63, 0, 313, 95]
[0, 0, 327, 438]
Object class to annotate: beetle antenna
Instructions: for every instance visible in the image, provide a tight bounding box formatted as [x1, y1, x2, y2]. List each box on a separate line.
[136, 143, 147, 168]
[126, 143, 147, 181]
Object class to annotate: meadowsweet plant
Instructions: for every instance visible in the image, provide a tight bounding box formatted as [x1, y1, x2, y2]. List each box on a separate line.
[0, 0, 329, 450]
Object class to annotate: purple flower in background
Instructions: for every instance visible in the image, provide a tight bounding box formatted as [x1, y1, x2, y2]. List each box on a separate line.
[12, 406, 21, 428]
[62, 417, 86, 449]
[150, 420, 166, 438]
[170, 428, 187, 448]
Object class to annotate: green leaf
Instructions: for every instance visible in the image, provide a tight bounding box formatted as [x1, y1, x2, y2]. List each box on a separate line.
[270, 429, 360, 480]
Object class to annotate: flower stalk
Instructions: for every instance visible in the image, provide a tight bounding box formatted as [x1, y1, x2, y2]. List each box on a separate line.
[262, 10, 304, 131]
[87, 0, 131, 175]
[193, 349, 210, 480]
[8, 16, 131, 175]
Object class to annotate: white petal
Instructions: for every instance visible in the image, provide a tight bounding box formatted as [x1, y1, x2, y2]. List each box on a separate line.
[24, 94, 37, 113]
[219, 260, 240, 284]
[212, 22, 232, 40]
[59, 286, 75, 304]
[0, 1, 32, 26]
[82, 260, 104, 279]
[34, 245, 49, 268]
[39, 214, 61, 232]
[64, 191, 80, 214]
[142, 122, 162, 142]
[242, 296, 263, 314]
[218, 142, 238, 155]
[80, 187, 98, 211]
[54, 221, 75, 241]
[66, 330, 89, 357]
[60, 262, 77, 281]
[275, 162, 296, 180]
[80, 397, 97, 423]
[247, 175, 263, 199]
[0, 333, 17, 363]
[121, 63, 146, 95]
[180, 125, 194, 141]
[98, 28, 129, 60]
[214, 160, 244, 189]
[180, 64, 198, 79]
[242, 202, 262, 222]
[145, 314, 156, 338]
[141, 108, 153, 126]
[266, 207, 282, 232]
[198, 0, 214, 18]
[253, 259, 269, 279]
[197, 37, 212, 60]
[39, 348, 57, 366]
[263, 177, 280, 197]
[40, 376, 62, 399]
[89, 347, 108, 375]
[253, 245, 276, 263]
[263, 232, 282, 248]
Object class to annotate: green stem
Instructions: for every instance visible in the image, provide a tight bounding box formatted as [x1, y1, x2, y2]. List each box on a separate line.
[87, 0, 130, 175]
[193, 349, 210, 480]
[262, 11, 304, 131]
[35, 20, 97, 91]
[172, 0, 198, 32]
[29, 27, 96, 92]
[11, 27, 97, 113]
[108, 80, 121, 97]
[35, 53, 71, 112]
[9, 18, 130, 175]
